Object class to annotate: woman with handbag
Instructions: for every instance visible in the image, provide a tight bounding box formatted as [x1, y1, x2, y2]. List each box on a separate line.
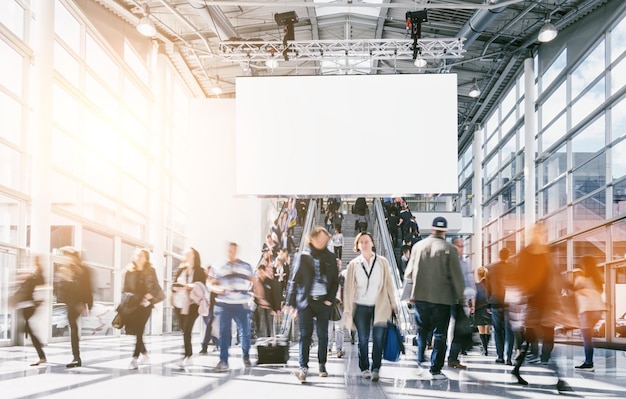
[344, 232, 398, 382]
[172, 247, 206, 367]
[12, 256, 47, 366]
[474, 266, 492, 356]
[573, 256, 605, 372]
[123, 248, 164, 370]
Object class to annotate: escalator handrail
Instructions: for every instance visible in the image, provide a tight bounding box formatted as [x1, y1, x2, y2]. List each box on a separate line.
[372, 198, 415, 336]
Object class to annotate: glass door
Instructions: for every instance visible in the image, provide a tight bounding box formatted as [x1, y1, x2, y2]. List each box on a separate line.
[0, 247, 18, 345]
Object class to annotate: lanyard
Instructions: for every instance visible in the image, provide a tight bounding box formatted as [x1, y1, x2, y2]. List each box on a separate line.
[360, 254, 377, 291]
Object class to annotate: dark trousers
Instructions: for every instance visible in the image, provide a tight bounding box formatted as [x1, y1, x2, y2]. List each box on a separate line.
[132, 306, 151, 358]
[298, 300, 330, 369]
[414, 301, 451, 374]
[353, 304, 386, 372]
[178, 304, 199, 357]
[67, 303, 82, 359]
[23, 308, 45, 360]
[334, 246, 342, 260]
[491, 305, 514, 362]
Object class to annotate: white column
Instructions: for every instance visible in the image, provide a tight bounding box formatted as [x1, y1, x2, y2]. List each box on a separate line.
[149, 48, 167, 335]
[472, 125, 484, 269]
[28, 0, 56, 344]
[524, 58, 537, 243]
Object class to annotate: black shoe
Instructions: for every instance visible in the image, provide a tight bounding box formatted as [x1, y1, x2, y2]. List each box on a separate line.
[66, 358, 81, 368]
[243, 357, 252, 367]
[574, 362, 594, 372]
[495, 358, 505, 364]
[557, 379, 573, 392]
[511, 369, 528, 385]
[506, 360, 513, 366]
[199, 348, 208, 355]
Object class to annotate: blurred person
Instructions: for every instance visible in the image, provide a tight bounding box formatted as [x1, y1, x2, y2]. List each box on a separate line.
[398, 203, 412, 244]
[262, 234, 279, 258]
[488, 248, 515, 365]
[200, 265, 218, 354]
[286, 227, 338, 383]
[123, 249, 164, 370]
[209, 243, 266, 371]
[474, 266, 492, 356]
[573, 256, 605, 371]
[344, 232, 398, 382]
[324, 210, 334, 233]
[171, 247, 206, 367]
[286, 198, 298, 235]
[271, 219, 281, 243]
[12, 256, 46, 366]
[406, 217, 465, 380]
[331, 227, 344, 260]
[399, 245, 411, 281]
[386, 209, 401, 248]
[256, 264, 282, 337]
[332, 209, 344, 232]
[275, 249, 290, 297]
[447, 237, 475, 369]
[510, 223, 577, 391]
[328, 259, 345, 358]
[55, 246, 93, 368]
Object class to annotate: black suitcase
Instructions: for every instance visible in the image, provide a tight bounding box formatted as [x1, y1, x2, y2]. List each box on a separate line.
[256, 312, 291, 365]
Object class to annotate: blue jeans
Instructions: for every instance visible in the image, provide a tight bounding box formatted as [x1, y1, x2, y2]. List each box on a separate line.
[491, 306, 514, 361]
[414, 301, 451, 374]
[216, 303, 251, 364]
[298, 300, 331, 368]
[353, 304, 387, 372]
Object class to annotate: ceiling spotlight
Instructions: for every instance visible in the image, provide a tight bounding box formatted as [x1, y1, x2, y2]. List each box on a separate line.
[137, 6, 156, 37]
[538, 15, 557, 43]
[211, 86, 223, 95]
[468, 78, 481, 98]
[265, 58, 279, 69]
[414, 54, 427, 68]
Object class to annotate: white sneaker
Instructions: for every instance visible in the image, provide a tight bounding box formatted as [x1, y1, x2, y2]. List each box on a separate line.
[129, 358, 138, 370]
[361, 370, 372, 379]
[431, 372, 447, 380]
[371, 370, 380, 382]
[182, 356, 193, 367]
[139, 353, 150, 365]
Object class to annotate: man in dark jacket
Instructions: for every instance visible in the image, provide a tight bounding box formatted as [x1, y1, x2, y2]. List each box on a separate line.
[286, 226, 338, 383]
[488, 247, 514, 365]
[57, 246, 93, 368]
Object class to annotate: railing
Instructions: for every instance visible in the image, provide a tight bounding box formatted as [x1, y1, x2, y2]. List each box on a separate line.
[371, 199, 416, 336]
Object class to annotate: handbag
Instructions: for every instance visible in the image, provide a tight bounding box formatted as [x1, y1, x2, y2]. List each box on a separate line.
[383, 312, 405, 362]
[118, 292, 140, 315]
[330, 302, 342, 321]
[112, 311, 124, 329]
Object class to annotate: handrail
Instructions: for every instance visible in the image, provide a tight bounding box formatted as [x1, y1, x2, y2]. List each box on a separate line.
[372, 199, 416, 336]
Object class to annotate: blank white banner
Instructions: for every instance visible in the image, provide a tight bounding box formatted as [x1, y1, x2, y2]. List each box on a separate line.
[236, 74, 458, 196]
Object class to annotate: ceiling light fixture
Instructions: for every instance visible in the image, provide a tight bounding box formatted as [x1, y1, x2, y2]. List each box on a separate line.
[538, 15, 557, 43]
[211, 75, 223, 96]
[137, 6, 156, 37]
[414, 54, 427, 68]
[265, 55, 279, 69]
[468, 78, 481, 98]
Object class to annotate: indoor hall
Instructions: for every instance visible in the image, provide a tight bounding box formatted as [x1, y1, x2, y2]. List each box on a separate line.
[3, 1, 626, 399]
[2, 335, 626, 398]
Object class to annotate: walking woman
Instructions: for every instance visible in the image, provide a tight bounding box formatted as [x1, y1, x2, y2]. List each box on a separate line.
[344, 232, 398, 382]
[474, 266, 492, 356]
[12, 256, 47, 366]
[172, 247, 206, 367]
[123, 249, 164, 370]
[510, 223, 577, 391]
[573, 256, 605, 371]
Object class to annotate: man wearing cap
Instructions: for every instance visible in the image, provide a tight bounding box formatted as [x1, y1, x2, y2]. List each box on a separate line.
[406, 216, 465, 380]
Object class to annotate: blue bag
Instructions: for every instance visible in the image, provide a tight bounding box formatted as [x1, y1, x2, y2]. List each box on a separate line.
[383, 313, 405, 362]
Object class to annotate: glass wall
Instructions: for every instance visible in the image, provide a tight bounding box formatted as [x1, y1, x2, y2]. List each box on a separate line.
[459, 3, 626, 344]
[0, 0, 195, 342]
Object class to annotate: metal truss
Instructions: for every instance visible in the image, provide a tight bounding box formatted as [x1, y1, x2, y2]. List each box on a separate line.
[218, 38, 465, 64]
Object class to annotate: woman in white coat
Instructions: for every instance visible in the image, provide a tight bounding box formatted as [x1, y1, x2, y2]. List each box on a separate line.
[343, 232, 398, 382]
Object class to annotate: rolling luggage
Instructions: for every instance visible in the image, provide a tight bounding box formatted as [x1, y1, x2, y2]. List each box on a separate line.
[256, 312, 291, 365]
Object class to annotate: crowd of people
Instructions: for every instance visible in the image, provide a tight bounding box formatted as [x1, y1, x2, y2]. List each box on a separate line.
[9, 198, 605, 392]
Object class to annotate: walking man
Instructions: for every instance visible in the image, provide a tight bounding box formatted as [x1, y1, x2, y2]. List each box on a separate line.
[407, 217, 465, 380]
[286, 227, 339, 383]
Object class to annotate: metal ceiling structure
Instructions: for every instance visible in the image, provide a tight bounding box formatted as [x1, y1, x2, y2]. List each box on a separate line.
[94, 0, 607, 144]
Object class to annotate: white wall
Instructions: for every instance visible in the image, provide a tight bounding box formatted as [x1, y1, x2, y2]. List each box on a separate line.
[187, 99, 268, 268]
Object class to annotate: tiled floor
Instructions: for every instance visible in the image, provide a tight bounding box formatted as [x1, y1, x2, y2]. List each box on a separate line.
[1, 334, 626, 398]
